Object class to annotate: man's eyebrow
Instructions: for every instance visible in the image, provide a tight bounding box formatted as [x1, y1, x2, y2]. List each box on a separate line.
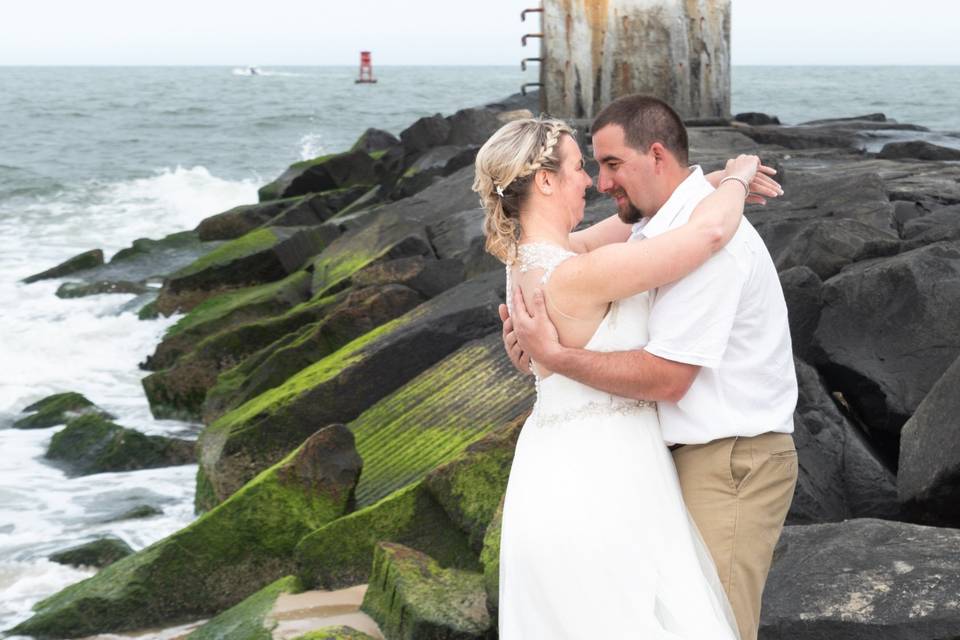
[595, 154, 622, 164]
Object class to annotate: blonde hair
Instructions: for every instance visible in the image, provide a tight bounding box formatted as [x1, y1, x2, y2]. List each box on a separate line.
[472, 117, 575, 263]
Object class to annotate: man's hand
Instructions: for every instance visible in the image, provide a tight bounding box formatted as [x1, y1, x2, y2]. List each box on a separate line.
[499, 303, 532, 375]
[512, 287, 563, 370]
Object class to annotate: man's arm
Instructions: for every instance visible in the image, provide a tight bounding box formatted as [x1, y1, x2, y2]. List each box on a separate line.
[512, 288, 698, 401]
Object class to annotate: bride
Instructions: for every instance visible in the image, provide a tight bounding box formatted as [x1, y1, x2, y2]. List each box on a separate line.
[472, 116, 763, 639]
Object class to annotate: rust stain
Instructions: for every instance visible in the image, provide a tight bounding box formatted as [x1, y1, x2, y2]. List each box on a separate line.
[582, 0, 610, 88]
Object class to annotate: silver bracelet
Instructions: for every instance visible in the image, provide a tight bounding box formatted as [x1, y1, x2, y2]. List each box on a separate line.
[719, 175, 750, 196]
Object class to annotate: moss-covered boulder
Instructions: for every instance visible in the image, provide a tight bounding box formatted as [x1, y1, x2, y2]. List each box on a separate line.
[479, 498, 503, 617]
[13, 392, 111, 429]
[186, 575, 302, 640]
[292, 627, 378, 640]
[49, 536, 134, 569]
[144, 270, 314, 371]
[309, 216, 434, 298]
[196, 194, 340, 242]
[348, 333, 532, 509]
[203, 284, 425, 424]
[22, 249, 104, 284]
[351, 128, 401, 155]
[158, 225, 335, 310]
[196, 271, 505, 507]
[258, 150, 382, 202]
[45, 414, 195, 476]
[423, 414, 524, 551]
[361, 542, 491, 640]
[295, 481, 477, 590]
[12, 425, 361, 639]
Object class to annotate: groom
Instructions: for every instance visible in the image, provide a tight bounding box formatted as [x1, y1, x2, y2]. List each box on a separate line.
[501, 95, 798, 640]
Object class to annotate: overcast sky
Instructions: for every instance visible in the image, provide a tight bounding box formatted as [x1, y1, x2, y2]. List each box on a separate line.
[2, 0, 958, 66]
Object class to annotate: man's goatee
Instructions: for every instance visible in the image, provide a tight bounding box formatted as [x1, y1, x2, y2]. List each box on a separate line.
[617, 202, 643, 224]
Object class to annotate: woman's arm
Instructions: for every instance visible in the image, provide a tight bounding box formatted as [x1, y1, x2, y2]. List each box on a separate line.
[568, 213, 633, 253]
[552, 155, 759, 307]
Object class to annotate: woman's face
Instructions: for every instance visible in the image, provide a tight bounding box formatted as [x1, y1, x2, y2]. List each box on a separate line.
[554, 135, 594, 230]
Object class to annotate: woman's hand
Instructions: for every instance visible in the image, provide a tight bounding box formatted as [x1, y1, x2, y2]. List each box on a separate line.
[723, 154, 761, 187]
[707, 158, 784, 205]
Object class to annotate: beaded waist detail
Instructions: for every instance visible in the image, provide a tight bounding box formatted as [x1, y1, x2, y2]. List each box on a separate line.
[534, 397, 657, 428]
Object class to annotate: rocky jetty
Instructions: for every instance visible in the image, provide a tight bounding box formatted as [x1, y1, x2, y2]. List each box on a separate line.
[11, 98, 960, 640]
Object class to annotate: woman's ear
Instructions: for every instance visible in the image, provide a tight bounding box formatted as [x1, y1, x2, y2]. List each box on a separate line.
[534, 168, 554, 195]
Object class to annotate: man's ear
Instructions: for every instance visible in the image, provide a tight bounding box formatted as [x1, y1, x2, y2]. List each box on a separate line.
[650, 142, 667, 173]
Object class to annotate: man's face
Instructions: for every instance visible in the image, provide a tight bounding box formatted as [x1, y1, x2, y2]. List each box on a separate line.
[592, 124, 658, 223]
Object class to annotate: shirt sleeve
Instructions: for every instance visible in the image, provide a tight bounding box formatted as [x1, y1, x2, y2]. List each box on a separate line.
[644, 248, 746, 369]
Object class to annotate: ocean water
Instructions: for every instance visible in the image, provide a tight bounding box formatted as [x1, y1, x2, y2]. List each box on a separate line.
[0, 65, 958, 635]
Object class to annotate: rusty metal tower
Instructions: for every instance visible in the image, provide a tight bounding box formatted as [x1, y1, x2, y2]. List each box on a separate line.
[521, 0, 731, 121]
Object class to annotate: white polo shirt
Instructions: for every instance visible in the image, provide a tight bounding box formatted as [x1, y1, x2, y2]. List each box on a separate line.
[632, 166, 797, 444]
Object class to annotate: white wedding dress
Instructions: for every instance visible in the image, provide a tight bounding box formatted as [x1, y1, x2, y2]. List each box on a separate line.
[498, 243, 739, 639]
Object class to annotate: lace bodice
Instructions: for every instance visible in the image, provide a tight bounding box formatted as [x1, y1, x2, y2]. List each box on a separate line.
[505, 242, 656, 427]
[505, 242, 576, 318]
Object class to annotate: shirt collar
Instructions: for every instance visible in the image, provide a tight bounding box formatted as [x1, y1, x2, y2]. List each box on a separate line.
[632, 165, 707, 240]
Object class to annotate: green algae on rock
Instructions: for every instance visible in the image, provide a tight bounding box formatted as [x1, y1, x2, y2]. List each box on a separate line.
[295, 481, 477, 591]
[12, 425, 361, 639]
[258, 150, 382, 202]
[309, 215, 433, 298]
[159, 226, 335, 313]
[13, 391, 111, 429]
[49, 536, 134, 569]
[479, 498, 503, 617]
[202, 284, 425, 425]
[291, 626, 378, 640]
[196, 271, 505, 508]
[423, 413, 525, 551]
[46, 414, 195, 476]
[186, 575, 303, 640]
[349, 333, 533, 509]
[361, 542, 491, 640]
[145, 270, 314, 370]
[142, 272, 317, 420]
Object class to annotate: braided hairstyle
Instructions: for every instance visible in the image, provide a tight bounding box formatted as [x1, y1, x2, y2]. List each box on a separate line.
[472, 117, 574, 264]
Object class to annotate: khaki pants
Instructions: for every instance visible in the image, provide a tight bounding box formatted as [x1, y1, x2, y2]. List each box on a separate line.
[672, 432, 797, 640]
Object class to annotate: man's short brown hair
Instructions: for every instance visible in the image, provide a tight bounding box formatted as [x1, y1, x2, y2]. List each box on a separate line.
[592, 95, 689, 165]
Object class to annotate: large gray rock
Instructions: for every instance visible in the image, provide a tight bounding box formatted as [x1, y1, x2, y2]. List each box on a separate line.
[789, 360, 898, 524]
[898, 353, 960, 525]
[756, 218, 900, 280]
[878, 140, 960, 161]
[901, 203, 960, 250]
[778, 266, 822, 362]
[748, 170, 897, 233]
[399, 114, 452, 155]
[760, 519, 960, 640]
[810, 240, 960, 435]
